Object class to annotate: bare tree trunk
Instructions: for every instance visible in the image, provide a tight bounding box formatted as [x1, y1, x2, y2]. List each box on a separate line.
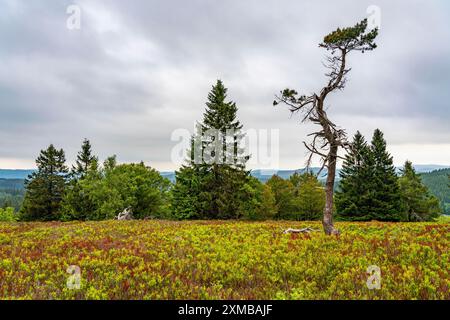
[323, 145, 339, 235]
[275, 19, 378, 235]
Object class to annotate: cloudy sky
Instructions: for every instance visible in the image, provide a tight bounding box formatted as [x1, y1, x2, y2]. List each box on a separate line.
[1, 0, 449, 170]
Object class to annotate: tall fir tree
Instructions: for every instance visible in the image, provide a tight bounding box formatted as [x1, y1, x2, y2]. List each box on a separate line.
[20, 144, 68, 221]
[335, 131, 374, 221]
[398, 161, 441, 221]
[369, 129, 402, 221]
[72, 138, 97, 179]
[61, 139, 98, 221]
[172, 80, 250, 219]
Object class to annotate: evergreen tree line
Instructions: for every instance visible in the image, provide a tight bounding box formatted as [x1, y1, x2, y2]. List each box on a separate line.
[6, 80, 443, 222]
[14, 142, 324, 222]
[19, 141, 171, 221]
[335, 130, 441, 221]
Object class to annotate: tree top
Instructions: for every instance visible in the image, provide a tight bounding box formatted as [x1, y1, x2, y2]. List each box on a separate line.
[320, 18, 378, 52]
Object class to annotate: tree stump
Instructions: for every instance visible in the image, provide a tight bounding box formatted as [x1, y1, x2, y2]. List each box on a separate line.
[117, 207, 133, 220]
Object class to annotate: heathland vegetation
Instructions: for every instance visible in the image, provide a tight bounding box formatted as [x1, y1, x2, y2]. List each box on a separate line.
[0, 220, 448, 299]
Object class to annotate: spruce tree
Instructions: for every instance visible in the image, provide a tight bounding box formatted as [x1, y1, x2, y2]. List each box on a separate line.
[370, 129, 402, 221]
[72, 138, 97, 178]
[61, 139, 98, 221]
[20, 144, 68, 221]
[172, 80, 250, 219]
[172, 165, 210, 219]
[398, 161, 441, 221]
[335, 131, 374, 221]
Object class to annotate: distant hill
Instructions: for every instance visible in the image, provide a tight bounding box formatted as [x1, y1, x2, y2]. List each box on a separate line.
[2, 165, 448, 182]
[0, 178, 26, 211]
[0, 169, 34, 179]
[250, 164, 450, 183]
[250, 168, 328, 183]
[0, 178, 26, 191]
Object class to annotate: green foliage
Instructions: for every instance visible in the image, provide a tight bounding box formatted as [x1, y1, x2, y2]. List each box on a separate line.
[398, 161, 441, 221]
[171, 166, 204, 220]
[207, 165, 250, 219]
[420, 168, 450, 214]
[320, 18, 378, 52]
[3, 220, 447, 299]
[370, 129, 402, 221]
[60, 140, 99, 221]
[435, 215, 450, 223]
[240, 177, 277, 220]
[0, 180, 24, 212]
[20, 144, 68, 221]
[291, 172, 325, 221]
[266, 175, 295, 219]
[62, 161, 170, 220]
[172, 80, 251, 219]
[72, 138, 97, 179]
[61, 159, 100, 221]
[336, 130, 441, 222]
[336, 132, 374, 221]
[266, 173, 325, 221]
[0, 207, 17, 222]
[336, 129, 403, 221]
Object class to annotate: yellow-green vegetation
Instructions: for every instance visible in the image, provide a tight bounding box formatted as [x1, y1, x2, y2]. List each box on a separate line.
[0, 220, 448, 300]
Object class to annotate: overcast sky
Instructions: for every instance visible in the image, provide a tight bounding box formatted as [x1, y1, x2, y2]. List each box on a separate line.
[1, 0, 449, 170]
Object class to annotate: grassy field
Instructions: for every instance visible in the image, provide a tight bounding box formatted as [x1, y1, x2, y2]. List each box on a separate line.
[0, 220, 448, 300]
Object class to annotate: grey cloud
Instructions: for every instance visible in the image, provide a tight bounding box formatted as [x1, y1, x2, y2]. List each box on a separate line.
[0, 0, 449, 170]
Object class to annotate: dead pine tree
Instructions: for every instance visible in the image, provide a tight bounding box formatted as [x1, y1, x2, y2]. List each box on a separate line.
[274, 19, 378, 235]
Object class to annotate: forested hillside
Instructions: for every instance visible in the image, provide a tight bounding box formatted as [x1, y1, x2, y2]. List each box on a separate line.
[420, 169, 450, 214]
[0, 179, 25, 211]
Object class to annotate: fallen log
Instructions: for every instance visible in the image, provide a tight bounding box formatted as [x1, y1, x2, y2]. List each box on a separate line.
[283, 227, 319, 234]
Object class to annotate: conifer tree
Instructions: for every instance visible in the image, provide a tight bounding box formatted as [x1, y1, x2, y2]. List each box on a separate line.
[61, 139, 98, 221]
[20, 144, 68, 221]
[171, 165, 209, 219]
[399, 161, 441, 221]
[172, 80, 250, 219]
[369, 129, 402, 221]
[72, 139, 97, 179]
[335, 131, 374, 221]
